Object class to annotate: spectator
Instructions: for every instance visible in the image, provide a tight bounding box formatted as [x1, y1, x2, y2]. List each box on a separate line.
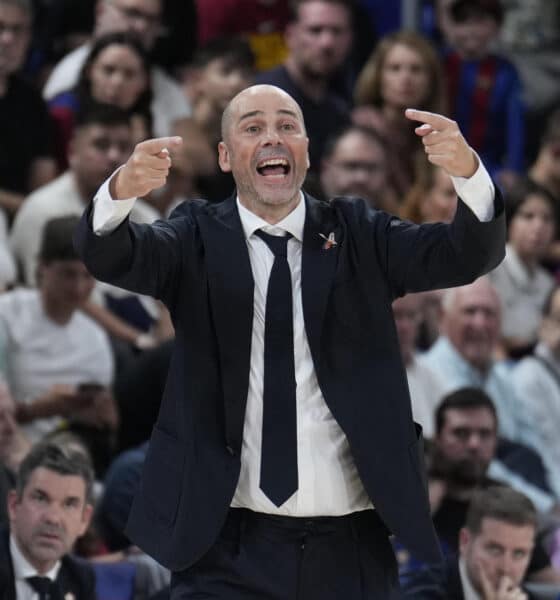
[513, 285, 560, 499]
[420, 277, 524, 441]
[401, 160, 458, 224]
[353, 30, 446, 204]
[3, 440, 96, 598]
[0, 0, 57, 216]
[9, 103, 157, 287]
[318, 124, 389, 209]
[43, 0, 191, 139]
[2, 216, 117, 446]
[256, 0, 354, 176]
[392, 293, 446, 438]
[440, 0, 525, 188]
[48, 31, 153, 169]
[489, 180, 556, 358]
[403, 486, 540, 599]
[178, 36, 255, 204]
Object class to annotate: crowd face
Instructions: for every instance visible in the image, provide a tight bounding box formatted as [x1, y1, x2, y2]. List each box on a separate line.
[0, 3, 30, 79]
[8, 467, 92, 574]
[392, 294, 422, 364]
[98, 0, 162, 51]
[40, 259, 96, 313]
[380, 42, 431, 111]
[201, 59, 254, 115]
[286, 0, 352, 80]
[420, 167, 457, 223]
[450, 16, 499, 61]
[70, 122, 133, 197]
[443, 280, 501, 371]
[219, 85, 309, 221]
[508, 193, 555, 264]
[460, 517, 534, 595]
[436, 407, 497, 482]
[320, 130, 387, 206]
[88, 43, 148, 109]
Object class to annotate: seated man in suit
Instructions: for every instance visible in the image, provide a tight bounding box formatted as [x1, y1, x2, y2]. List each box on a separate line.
[403, 485, 538, 599]
[2, 440, 96, 599]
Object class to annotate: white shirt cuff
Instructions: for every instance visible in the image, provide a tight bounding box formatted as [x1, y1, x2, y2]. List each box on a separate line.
[92, 167, 137, 235]
[450, 154, 495, 222]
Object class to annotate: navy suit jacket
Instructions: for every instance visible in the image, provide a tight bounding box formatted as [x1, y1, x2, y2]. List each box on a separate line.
[74, 191, 505, 571]
[0, 528, 95, 600]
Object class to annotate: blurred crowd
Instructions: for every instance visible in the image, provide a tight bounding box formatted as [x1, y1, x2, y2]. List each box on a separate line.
[2, 0, 560, 598]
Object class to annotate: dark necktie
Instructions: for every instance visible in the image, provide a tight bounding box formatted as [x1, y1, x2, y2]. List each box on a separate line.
[25, 576, 57, 600]
[255, 229, 298, 506]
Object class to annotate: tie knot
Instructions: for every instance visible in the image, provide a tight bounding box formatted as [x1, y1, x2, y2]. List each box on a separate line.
[26, 576, 54, 596]
[255, 229, 291, 258]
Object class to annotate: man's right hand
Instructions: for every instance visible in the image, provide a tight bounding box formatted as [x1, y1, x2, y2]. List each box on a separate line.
[479, 569, 527, 600]
[110, 136, 183, 200]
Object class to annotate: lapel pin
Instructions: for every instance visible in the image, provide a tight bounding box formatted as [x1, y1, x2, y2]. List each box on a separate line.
[319, 232, 337, 250]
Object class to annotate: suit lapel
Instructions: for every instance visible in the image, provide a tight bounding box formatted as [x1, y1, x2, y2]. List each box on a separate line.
[301, 195, 341, 366]
[198, 196, 254, 453]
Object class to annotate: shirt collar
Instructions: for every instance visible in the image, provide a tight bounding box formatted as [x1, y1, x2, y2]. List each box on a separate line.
[10, 533, 61, 582]
[459, 557, 483, 600]
[236, 192, 305, 242]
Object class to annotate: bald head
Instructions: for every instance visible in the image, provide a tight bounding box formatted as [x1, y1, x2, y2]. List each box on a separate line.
[442, 277, 501, 371]
[221, 84, 306, 145]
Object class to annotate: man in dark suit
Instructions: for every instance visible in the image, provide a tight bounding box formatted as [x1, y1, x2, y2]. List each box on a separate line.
[402, 486, 539, 599]
[1, 441, 96, 600]
[74, 83, 505, 598]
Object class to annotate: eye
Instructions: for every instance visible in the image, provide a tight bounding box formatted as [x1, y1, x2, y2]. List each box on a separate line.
[246, 125, 260, 134]
[281, 122, 295, 131]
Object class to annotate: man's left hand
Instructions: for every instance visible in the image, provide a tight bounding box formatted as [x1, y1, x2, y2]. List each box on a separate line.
[405, 109, 478, 178]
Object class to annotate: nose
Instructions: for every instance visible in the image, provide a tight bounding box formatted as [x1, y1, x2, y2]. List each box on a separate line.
[262, 126, 282, 146]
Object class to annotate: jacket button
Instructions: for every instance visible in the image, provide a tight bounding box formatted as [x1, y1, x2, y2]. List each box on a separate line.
[226, 445, 235, 456]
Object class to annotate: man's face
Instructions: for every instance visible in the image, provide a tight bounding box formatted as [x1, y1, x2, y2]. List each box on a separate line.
[443, 281, 501, 371]
[40, 259, 96, 312]
[320, 130, 387, 207]
[200, 59, 254, 115]
[8, 467, 92, 573]
[97, 0, 162, 50]
[0, 3, 30, 78]
[218, 85, 309, 217]
[69, 123, 133, 197]
[460, 518, 534, 594]
[286, 1, 352, 80]
[435, 407, 497, 483]
[449, 16, 499, 60]
[392, 294, 422, 364]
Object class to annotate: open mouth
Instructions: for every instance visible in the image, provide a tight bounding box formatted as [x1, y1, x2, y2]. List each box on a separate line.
[256, 158, 291, 177]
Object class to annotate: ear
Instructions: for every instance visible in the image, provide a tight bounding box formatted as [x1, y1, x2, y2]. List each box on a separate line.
[459, 527, 471, 553]
[218, 141, 232, 173]
[284, 22, 297, 49]
[79, 503, 94, 535]
[7, 489, 18, 523]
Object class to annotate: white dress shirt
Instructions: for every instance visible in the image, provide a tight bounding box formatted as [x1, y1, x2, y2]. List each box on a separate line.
[91, 160, 495, 516]
[459, 557, 482, 600]
[10, 534, 61, 600]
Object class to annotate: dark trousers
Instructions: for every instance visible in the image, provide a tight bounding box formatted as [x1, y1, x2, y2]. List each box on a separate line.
[171, 508, 400, 599]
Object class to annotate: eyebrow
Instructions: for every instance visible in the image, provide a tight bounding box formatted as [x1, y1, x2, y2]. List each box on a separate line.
[238, 109, 300, 123]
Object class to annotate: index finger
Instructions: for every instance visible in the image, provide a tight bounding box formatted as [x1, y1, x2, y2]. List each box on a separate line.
[405, 109, 454, 131]
[137, 136, 183, 156]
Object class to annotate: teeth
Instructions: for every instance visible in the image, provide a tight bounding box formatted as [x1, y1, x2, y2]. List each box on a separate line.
[259, 158, 288, 167]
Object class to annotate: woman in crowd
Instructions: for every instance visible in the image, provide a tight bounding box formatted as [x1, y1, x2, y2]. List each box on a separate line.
[49, 31, 152, 168]
[353, 31, 446, 206]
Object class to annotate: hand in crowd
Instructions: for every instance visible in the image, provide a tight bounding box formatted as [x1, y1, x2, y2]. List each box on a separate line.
[405, 109, 478, 179]
[71, 386, 119, 431]
[110, 136, 183, 200]
[479, 569, 527, 600]
[0, 383, 30, 471]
